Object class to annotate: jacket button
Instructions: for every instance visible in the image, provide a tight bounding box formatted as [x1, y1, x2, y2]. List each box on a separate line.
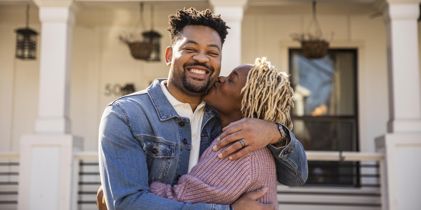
[151, 148, 159, 155]
[178, 121, 185, 127]
[182, 138, 188, 145]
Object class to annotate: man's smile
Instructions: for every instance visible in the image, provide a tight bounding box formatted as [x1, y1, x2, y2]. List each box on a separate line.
[185, 65, 211, 80]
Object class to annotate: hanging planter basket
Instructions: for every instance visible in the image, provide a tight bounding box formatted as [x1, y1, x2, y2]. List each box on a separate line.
[127, 41, 152, 60]
[291, 0, 331, 59]
[301, 39, 329, 59]
[119, 3, 161, 61]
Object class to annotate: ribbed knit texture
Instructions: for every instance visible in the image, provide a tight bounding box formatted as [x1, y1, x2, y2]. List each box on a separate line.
[150, 140, 278, 209]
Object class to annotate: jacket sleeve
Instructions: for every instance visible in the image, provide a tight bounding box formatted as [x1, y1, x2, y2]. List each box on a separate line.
[150, 145, 253, 204]
[267, 125, 308, 186]
[98, 104, 230, 210]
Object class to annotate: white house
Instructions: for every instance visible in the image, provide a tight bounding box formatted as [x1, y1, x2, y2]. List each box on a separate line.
[0, 0, 420, 210]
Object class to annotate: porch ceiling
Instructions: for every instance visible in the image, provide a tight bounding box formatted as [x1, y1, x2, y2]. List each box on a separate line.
[0, 0, 378, 6]
[248, 0, 376, 6]
[0, 0, 383, 26]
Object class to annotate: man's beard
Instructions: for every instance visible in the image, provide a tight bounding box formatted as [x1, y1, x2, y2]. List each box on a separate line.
[181, 62, 215, 95]
[182, 75, 212, 95]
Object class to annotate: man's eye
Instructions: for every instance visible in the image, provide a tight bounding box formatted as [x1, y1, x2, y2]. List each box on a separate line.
[184, 48, 196, 52]
[208, 52, 219, 57]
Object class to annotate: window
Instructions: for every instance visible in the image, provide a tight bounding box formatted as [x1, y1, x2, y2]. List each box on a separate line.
[289, 49, 359, 186]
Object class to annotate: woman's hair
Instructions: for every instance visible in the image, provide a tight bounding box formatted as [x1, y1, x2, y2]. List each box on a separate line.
[241, 57, 295, 130]
[167, 8, 229, 44]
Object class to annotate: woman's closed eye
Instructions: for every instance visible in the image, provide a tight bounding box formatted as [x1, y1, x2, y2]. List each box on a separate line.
[227, 71, 239, 83]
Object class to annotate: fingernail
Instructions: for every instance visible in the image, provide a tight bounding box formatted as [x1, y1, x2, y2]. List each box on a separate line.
[228, 156, 233, 160]
[216, 137, 220, 141]
[212, 145, 218, 151]
[218, 153, 223, 159]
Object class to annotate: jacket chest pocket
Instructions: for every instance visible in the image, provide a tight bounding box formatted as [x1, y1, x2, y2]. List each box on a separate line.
[137, 135, 177, 181]
[138, 135, 176, 158]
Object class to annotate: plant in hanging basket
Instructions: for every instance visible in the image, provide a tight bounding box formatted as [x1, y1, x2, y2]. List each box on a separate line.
[119, 34, 152, 60]
[291, 33, 329, 59]
[290, 0, 332, 59]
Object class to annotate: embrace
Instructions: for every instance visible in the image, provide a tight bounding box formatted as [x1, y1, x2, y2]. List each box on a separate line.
[98, 8, 308, 210]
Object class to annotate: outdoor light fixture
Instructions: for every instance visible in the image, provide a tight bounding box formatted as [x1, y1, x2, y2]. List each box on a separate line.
[15, 4, 38, 60]
[120, 3, 161, 61]
[418, 3, 420, 22]
[142, 30, 161, 62]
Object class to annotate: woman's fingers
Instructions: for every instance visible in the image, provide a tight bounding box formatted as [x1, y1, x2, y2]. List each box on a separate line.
[213, 130, 243, 152]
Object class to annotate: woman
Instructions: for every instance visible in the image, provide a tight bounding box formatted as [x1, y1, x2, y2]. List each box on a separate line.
[97, 57, 294, 210]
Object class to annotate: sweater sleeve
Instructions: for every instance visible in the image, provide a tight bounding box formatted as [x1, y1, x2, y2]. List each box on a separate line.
[150, 145, 253, 204]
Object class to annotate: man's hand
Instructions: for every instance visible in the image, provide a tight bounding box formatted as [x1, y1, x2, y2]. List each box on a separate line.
[232, 187, 274, 210]
[212, 118, 283, 160]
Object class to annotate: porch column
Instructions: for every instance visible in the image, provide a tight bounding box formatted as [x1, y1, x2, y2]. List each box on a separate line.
[210, 0, 247, 76]
[18, 1, 82, 210]
[376, 1, 421, 210]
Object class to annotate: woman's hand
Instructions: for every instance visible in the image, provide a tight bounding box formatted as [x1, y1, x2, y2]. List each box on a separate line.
[212, 118, 284, 160]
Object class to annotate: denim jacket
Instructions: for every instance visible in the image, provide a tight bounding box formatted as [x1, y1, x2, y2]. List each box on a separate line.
[98, 79, 308, 210]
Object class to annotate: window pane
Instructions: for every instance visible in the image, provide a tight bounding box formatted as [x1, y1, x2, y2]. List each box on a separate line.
[291, 51, 356, 116]
[293, 118, 357, 151]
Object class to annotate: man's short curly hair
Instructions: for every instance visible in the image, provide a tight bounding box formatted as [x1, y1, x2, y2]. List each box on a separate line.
[168, 8, 229, 45]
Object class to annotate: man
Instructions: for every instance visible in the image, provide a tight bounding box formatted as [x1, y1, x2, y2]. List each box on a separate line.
[99, 8, 307, 210]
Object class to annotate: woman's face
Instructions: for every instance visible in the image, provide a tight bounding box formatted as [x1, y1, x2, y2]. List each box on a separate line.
[204, 65, 251, 115]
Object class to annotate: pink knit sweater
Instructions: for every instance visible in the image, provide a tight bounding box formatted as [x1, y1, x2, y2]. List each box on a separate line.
[150, 140, 278, 209]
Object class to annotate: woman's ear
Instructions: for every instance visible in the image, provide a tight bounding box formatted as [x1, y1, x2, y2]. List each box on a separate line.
[165, 47, 173, 66]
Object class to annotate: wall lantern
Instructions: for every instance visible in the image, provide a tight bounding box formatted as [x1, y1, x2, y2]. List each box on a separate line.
[418, 3, 420, 22]
[120, 3, 161, 61]
[142, 30, 161, 61]
[15, 5, 38, 60]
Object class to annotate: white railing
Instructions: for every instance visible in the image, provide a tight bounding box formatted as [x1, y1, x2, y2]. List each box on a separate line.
[0, 152, 20, 210]
[306, 151, 384, 161]
[75, 151, 98, 161]
[279, 151, 386, 210]
[0, 153, 19, 160]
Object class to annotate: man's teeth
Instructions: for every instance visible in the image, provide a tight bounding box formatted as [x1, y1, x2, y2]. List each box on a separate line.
[190, 69, 206, 74]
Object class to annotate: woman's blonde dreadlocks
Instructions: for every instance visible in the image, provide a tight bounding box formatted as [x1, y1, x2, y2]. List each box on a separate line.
[241, 57, 295, 130]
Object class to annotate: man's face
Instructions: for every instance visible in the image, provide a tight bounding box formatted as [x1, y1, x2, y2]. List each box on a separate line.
[166, 25, 222, 96]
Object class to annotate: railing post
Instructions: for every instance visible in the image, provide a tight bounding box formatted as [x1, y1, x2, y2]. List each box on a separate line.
[378, 152, 388, 210]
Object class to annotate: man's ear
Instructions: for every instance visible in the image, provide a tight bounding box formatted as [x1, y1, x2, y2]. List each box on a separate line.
[165, 46, 173, 66]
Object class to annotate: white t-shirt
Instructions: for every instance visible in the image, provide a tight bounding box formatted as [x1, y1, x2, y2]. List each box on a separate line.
[160, 81, 205, 172]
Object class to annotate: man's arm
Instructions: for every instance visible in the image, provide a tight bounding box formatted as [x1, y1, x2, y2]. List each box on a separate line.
[98, 104, 230, 210]
[267, 125, 308, 186]
[211, 118, 308, 186]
